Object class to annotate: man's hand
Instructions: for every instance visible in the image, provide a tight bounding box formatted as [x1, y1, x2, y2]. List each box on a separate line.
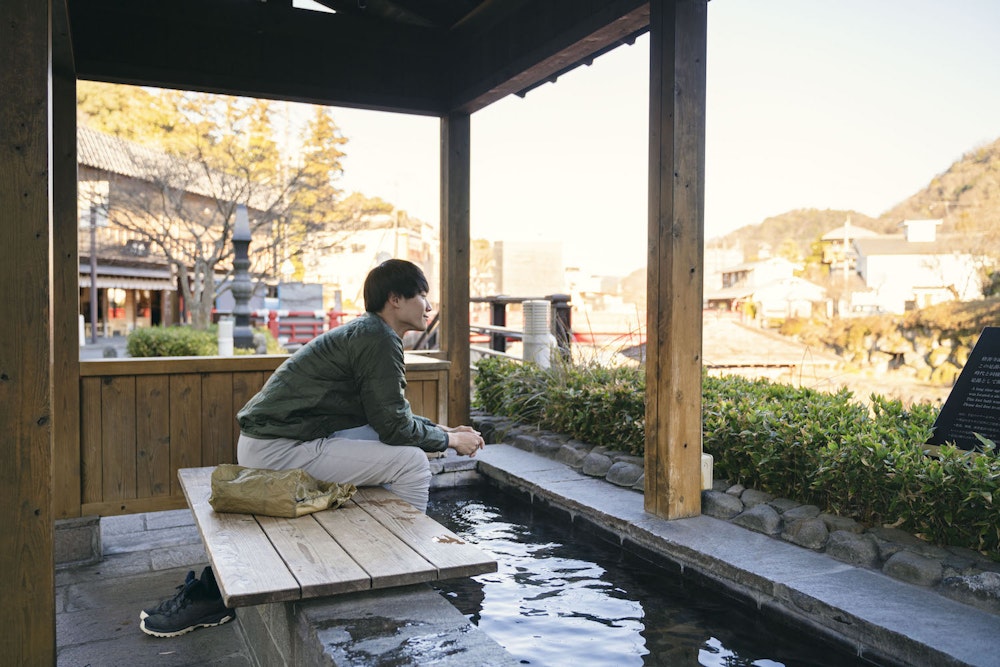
[444, 425, 485, 457]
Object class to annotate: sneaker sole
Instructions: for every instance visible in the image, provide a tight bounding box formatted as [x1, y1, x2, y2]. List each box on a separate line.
[139, 612, 235, 638]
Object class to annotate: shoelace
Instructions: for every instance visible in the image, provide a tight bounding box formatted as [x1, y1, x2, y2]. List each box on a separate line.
[153, 572, 197, 616]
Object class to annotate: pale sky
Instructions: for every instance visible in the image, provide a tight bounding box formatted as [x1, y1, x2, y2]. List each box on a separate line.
[325, 0, 1000, 277]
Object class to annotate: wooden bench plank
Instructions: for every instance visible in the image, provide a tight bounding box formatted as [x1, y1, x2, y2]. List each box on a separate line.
[178, 466, 498, 607]
[256, 514, 371, 598]
[313, 502, 437, 589]
[353, 487, 498, 579]
[178, 467, 300, 607]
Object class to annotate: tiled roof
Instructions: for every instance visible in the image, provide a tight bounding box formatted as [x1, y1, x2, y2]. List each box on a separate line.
[77, 125, 275, 210]
[854, 234, 979, 256]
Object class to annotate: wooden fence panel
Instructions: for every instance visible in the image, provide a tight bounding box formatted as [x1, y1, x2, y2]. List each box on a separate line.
[74, 355, 448, 516]
[170, 374, 203, 492]
[202, 372, 235, 467]
[101, 376, 137, 503]
[136, 375, 171, 498]
[81, 377, 104, 505]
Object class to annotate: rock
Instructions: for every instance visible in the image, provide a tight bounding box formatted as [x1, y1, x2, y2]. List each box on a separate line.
[940, 572, 1000, 615]
[782, 504, 821, 521]
[725, 483, 745, 497]
[740, 488, 773, 508]
[782, 517, 829, 550]
[712, 478, 731, 492]
[557, 441, 592, 470]
[883, 551, 942, 587]
[511, 433, 540, 452]
[819, 513, 865, 534]
[732, 503, 782, 536]
[767, 497, 800, 513]
[581, 452, 613, 478]
[701, 490, 744, 520]
[534, 436, 566, 459]
[631, 472, 645, 492]
[605, 461, 643, 488]
[869, 526, 951, 561]
[826, 531, 881, 569]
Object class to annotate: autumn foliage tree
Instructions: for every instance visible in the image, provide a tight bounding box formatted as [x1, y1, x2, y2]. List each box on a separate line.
[78, 82, 388, 328]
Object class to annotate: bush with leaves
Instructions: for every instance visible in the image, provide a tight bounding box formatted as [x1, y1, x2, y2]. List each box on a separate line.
[126, 324, 284, 357]
[473, 356, 999, 559]
[126, 325, 218, 357]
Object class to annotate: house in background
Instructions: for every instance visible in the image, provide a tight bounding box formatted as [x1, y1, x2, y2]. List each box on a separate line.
[78, 126, 181, 337]
[705, 256, 828, 324]
[851, 219, 984, 313]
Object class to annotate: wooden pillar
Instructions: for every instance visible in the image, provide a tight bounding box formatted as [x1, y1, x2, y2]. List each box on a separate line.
[440, 112, 472, 425]
[53, 0, 82, 520]
[644, 0, 707, 519]
[0, 0, 56, 662]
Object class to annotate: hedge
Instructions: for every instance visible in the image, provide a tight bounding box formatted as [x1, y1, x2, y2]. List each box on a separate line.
[472, 356, 999, 559]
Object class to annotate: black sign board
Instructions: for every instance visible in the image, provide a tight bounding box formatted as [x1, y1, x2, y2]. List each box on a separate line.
[927, 327, 1000, 452]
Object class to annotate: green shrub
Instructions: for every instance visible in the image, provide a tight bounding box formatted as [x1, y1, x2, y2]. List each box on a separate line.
[126, 326, 218, 357]
[126, 325, 286, 357]
[473, 357, 1000, 559]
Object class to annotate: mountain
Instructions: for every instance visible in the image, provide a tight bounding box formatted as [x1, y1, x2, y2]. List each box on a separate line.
[879, 137, 1000, 232]
[712, 136, 1000, 259]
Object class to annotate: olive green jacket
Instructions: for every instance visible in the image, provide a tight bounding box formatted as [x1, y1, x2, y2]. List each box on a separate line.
[237, 313, 447, 452]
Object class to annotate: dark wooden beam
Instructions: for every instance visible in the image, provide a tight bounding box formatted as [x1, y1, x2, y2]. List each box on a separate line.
[68, 0, 451, 114]
[1, 0, 56, 661]
[440, 112, 472, 424]
[644, 0, 706, 520]
[448, 0, 649, 113]
[53, 0, 83, 520]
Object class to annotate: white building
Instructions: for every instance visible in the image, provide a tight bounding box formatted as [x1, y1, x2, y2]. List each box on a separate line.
[852, 219, 983, 313]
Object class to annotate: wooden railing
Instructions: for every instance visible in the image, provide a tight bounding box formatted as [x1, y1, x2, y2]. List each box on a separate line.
[74, 354, 449, 517]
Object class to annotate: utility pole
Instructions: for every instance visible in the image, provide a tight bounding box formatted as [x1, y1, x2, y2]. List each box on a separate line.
[89, 205, 99, 343]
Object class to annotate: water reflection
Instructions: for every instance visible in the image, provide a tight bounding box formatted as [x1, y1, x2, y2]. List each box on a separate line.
[429, 485, 869, 667]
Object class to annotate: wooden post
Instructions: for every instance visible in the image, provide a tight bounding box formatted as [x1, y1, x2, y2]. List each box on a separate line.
[644, 0, 707, 520]
[0, 0, 56, 661]
[53, 0, 82, 520]
[440, 112, 472, 425]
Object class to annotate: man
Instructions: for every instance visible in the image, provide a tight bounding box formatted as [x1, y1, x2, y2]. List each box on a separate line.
[236, 257, 484, 512]
[139, 259, 484, 638]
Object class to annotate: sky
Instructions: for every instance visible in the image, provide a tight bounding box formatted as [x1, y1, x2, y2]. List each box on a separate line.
[321, 0, 1000, 277]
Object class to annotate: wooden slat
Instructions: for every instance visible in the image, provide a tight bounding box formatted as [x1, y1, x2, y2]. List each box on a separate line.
[353, 487, 497, 579]
[101, 376, 137, 501]
[136, 375, 171, 498]
[313, 502, 437, 589]
[82, 495, 188, 517]
[201, 373, 234, 466]
[257, 515, 371, 597]
[178, 468, 300, 607]
[80, 377, 105, 504]
[170, 374, 203, 489]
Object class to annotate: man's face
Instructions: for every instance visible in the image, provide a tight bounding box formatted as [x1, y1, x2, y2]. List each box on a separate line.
[397, 291, 432, 332]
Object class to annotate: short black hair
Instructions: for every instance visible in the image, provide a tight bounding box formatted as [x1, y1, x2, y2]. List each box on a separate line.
[363, 259, 429, 313]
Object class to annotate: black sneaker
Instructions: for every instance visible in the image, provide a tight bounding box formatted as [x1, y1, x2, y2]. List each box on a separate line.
[139, 567, 234, 637]
[139, 570, 197, 620]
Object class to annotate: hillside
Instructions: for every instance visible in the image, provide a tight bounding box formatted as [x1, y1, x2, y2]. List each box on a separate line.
[714, 136, 1000, 258]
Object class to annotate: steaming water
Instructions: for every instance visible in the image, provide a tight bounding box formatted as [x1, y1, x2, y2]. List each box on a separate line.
[428, 484, 877, 667]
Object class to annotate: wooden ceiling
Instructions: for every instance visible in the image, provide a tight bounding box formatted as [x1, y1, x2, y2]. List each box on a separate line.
[66, 0, 650, 116]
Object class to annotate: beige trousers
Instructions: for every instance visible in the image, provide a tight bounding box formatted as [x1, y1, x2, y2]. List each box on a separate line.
[236, 425, 432, 512]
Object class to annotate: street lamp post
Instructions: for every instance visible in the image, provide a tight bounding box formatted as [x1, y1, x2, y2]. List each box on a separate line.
[232, 204, 255, 351]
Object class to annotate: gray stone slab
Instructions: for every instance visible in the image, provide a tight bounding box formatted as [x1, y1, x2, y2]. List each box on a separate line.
[779, 567, 1000, 667]
[101, 513, 146, 536]
[477, 444, 567, 473]
[144, 508, 195, 530]
[297, 584, 522, 667]
[103, 524, 203, 555]
[150, 543, 210, 571]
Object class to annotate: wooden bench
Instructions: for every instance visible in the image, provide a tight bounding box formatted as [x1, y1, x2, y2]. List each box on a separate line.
[178, 467, 497, 608]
